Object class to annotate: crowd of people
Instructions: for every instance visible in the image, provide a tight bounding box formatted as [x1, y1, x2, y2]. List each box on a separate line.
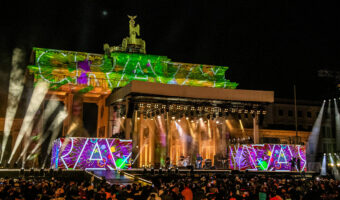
[0, 171, 340, 200]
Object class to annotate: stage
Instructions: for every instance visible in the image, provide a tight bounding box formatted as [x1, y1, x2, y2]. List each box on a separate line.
[122, 168, 317, 177]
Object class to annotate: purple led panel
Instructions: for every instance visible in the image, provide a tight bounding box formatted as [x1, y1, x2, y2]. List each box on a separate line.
[51, 137, 132, 170]
[229, 144, 306, 172]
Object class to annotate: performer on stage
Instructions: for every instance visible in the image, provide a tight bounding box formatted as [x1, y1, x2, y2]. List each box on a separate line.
[290, 157, 296, 171]
[296, 157, 301, 172]
[178, 155, 185, 167]
[196, 154, 203, 169]
[165, 157, 171, 169]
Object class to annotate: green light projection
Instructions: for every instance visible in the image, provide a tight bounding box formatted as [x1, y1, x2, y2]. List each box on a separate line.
[28, 48, 238, 92]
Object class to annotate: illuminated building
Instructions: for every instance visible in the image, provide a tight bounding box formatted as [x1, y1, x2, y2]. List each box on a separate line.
[24, 16, 277, 168]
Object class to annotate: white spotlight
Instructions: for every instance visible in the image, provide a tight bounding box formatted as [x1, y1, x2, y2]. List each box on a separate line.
[8, 81, 50, 164]
[1, 48, 25, 163]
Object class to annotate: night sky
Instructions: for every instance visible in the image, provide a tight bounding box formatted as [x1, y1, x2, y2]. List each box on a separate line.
[1, 1, 339, 101]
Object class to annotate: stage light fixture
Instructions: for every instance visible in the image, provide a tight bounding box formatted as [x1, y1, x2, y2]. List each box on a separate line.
[20, 168, 24, 175]
[175, 168, 179, 174]
[30, 168, 34, 175]
[137, 117, 140, 120]
[40, 168, 44, 176]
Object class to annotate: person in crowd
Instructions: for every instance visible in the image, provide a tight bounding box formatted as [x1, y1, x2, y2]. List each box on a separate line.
[1, 171, 340, 200]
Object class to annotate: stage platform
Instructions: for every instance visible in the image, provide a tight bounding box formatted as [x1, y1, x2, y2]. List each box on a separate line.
[91, 170, 135, 185]
[122, 168, 319, 178]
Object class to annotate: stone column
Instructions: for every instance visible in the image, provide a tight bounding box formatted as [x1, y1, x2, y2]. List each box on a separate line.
[63, 93, 73, 136]
[253, 113, 260, 144]
[96, 97, 109, 138]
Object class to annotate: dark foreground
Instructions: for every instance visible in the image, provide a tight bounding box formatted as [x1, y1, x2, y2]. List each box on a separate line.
[0, 169, 338, 200]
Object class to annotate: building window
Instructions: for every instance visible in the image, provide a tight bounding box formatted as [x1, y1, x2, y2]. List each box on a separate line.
[321, 126, 326, 137]
[307, 112, 312, 118]
[278, 109, 283, 116]
[326, 127, 333, 138]
[298, 110, 302, 117]
[308, 125, 312, 131]
[328, 144, 333, 153]
[288, 110, 293, 117]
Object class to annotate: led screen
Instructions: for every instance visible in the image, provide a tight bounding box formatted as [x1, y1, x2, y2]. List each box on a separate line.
[229, 144, 306, 171]
[51, 137, 132, 170]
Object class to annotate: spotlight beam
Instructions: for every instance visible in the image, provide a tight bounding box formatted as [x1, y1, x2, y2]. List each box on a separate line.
[334, 99, 340, 152]
[25, 100, 60, 160]
[8, 81, 50, 164]
[307, 101, 325, 163]
[41, 110, 67, 168]
[329, 154, 340, 180]
[321, 154, 327, 176]
[1, 48, 26, 163]
[26, 108, 67, 161]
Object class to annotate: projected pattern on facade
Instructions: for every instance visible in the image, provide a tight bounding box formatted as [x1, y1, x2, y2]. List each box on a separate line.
[51, 137, 132, 170]
[28, 48, 238, 93]
[229, 144, 306, 171]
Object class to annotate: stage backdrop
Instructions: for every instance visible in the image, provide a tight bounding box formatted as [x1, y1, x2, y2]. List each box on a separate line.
[51, 137, 132, 170]
[229, 144, 306, 172]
